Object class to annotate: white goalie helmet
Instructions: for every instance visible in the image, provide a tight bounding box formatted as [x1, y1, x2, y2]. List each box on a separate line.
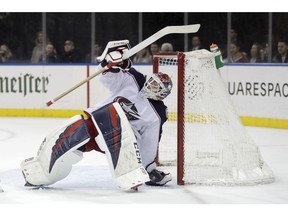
[140, 72, 173, 101]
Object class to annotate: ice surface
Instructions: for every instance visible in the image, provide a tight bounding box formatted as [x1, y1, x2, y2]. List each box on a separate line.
[0, 117, 288, 215]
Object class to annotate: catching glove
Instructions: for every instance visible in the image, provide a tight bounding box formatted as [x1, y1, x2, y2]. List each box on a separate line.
[101, 47, 132, 72]
[104, 50, 123, 68]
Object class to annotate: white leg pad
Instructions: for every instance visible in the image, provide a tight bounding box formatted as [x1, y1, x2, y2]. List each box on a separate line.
[21, 150, 83, 186]
[21, 115, 90, 186]
[115, 166, 149, 190]
[91, 102, 150, 190]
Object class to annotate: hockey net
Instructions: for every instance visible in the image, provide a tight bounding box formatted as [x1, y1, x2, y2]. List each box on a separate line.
[154, 49, 275, 185]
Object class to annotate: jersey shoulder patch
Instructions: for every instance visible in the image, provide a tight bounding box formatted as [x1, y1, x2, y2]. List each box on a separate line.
[114, 96, 141, 120]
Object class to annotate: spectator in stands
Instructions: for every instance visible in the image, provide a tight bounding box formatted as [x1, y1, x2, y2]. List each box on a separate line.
[259, 44, 268, 63]
[272, 40, 288, 63]
[225, 41, 248, 63]
[150, 43, 160, 56]
[229, 28, 248, 56]
[160, 42, 173, 52]
[0, 44, 16, 63]
[231, 28, 239, 43]
[191, 35, 202, 51]
[40, 42, 58, 63]
[60, 40, 82, 63]
[31, 31, 44, 63]
[249, 42, 262, 63]
[85, 42, 103, 63]
[133, 47, 152, 63]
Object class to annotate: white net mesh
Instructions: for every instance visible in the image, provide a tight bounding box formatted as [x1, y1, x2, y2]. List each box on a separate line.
[157, 55, 178, 165]
[156, 50, 275, 185]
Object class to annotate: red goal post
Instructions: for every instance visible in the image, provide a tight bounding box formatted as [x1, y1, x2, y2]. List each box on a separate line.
[153, 52, 185, 185]
[152, 50, 274, 186]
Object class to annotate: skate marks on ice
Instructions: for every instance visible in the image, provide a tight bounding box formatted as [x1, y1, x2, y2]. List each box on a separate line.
[0, 128, 15, 142]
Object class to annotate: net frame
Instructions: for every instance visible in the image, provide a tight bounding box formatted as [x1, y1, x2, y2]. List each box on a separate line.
[153, 51, 274, 186]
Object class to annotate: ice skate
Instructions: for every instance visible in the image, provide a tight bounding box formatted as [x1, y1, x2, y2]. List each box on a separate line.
[145, 169, 172, 186]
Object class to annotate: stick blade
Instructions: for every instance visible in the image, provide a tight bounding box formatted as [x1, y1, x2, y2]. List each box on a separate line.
[165, 24, 201, 34]
[123, 24, 200, 59]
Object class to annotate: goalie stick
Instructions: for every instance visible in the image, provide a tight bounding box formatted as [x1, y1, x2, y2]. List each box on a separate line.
[46, 24, 200, 107]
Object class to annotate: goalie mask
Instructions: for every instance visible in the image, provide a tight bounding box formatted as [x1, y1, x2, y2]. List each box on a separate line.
[139, 72, 173, 101]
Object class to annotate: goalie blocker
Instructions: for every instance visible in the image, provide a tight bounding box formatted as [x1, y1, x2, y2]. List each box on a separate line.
[21, 102, 149, 190]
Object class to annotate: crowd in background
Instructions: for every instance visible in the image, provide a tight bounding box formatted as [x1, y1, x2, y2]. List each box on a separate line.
[0, 12, 288, 64]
